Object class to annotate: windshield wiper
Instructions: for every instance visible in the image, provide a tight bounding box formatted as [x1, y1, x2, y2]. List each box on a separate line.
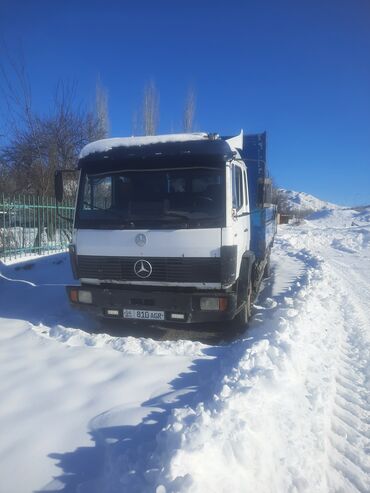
[165, 210, 221, 221]
[164, 210, 192, 220]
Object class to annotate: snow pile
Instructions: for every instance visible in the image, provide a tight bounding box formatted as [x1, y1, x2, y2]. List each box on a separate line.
[34, 323, 205, 357]
[79, 133, 209, 159]
[353, 205, 370, 224]
[301, 207, 370, 253]
[306, 208, 356, 227]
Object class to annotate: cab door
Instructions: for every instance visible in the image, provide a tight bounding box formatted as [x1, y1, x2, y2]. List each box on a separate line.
[231, 161, 250, 274]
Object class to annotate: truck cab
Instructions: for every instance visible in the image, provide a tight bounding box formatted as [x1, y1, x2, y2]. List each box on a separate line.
[56, 131, 276, 326]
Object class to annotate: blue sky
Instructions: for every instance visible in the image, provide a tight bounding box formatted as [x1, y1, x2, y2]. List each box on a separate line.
[1, 0, 369, 206]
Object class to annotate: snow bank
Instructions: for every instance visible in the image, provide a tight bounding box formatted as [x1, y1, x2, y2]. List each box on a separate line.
[34, 323, 205, 357]
[307, 208, 356, 227]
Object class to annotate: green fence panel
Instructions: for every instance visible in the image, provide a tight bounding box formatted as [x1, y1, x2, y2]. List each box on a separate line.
[0, 195, 74, 261]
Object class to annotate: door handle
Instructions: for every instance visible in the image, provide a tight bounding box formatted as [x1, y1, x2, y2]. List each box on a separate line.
[244, 228, 248, 232]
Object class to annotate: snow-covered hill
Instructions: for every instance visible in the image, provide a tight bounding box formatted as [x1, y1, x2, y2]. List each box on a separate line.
[0, 207, 370, 492]
[276, 188, 340, 214]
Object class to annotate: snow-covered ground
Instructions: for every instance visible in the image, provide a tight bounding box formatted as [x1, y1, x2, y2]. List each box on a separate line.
[0, 206, 369, 493]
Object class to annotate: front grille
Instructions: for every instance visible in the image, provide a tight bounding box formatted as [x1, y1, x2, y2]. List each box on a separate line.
[77, 255, 221, 283]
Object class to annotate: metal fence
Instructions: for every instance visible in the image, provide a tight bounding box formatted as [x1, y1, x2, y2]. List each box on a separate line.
[0, 194, 74, 261]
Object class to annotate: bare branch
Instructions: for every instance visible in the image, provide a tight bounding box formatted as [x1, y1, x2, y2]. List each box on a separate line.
[95, 77, 110, 139]
[0, 63, 106, 197]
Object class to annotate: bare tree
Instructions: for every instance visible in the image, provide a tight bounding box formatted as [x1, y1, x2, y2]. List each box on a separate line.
[0, 156, 12, 193]
[141, 80, 159, 135]
[0, 58, 105, 197]
[95, 77, 109, 139]
[183, 86, 196, 133]
[271, 188, 290, 214]
[0, 48, 33, 134]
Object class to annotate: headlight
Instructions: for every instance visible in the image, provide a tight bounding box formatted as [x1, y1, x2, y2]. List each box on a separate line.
[78, 290, 92, 304]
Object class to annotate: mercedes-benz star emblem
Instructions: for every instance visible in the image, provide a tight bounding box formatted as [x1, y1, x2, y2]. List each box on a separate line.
[134, 260, 152, 278]
[135, 234, 147, 247]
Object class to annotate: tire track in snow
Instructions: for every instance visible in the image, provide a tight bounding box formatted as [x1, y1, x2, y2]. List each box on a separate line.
[326, 258, 370, 493]
[263, 220, 370, 493]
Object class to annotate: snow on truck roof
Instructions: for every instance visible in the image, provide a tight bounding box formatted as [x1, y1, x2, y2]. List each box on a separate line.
[80, 133, 209, 159]
[79, 131, 244, 160]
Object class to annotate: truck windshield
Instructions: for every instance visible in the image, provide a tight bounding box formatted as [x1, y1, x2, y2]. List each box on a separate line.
[75, 167, 225, 229]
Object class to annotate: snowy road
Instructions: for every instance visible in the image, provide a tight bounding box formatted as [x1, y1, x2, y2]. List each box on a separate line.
[0, 208, 369, 493]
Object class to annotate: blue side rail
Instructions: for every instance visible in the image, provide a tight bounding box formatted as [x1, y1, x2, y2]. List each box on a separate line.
[250, 206, 277, 261]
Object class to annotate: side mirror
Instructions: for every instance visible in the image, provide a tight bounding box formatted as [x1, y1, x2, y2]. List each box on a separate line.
[55, 171, 64, 203]
[264, 179, 272, 206]
[257, 181, 264, 207]
[257, 178, 272, 207]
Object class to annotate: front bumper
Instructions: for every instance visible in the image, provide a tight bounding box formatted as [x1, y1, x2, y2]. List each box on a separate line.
[66, 284, 238, 323]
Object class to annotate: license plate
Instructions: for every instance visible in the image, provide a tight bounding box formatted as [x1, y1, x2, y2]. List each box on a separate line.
[123, 309, 165, 321]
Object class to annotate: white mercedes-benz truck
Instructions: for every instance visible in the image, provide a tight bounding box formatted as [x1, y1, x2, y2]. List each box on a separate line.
[55, 131, 276, 327]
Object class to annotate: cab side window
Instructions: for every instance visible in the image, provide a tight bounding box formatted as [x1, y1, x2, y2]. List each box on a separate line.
[232, 165, 244, 210]
[83, 176, 112, 210]
[243, 169, 248, 206]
